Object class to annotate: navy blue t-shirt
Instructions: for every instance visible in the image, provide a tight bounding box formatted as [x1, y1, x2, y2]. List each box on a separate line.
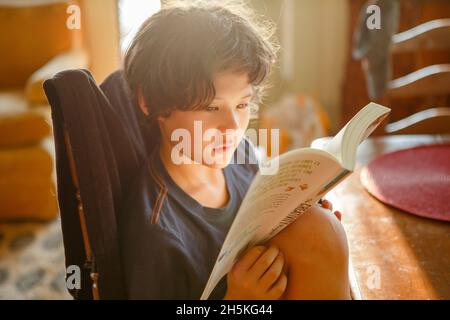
[118, 138, 259, 299]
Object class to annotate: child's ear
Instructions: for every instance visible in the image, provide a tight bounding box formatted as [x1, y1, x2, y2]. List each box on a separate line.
[157, 111, 171, 123]
[157, 116, 165, 123]
[136, 86, 149, 116]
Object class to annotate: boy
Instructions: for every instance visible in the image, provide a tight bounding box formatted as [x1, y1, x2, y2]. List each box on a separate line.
[119, 0, 349, 300]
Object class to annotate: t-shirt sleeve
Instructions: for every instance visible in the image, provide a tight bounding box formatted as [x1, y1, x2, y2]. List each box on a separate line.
[120, 224, 194, 299]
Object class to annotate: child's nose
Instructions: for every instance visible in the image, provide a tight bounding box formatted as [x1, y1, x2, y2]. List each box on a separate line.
[218, 108, 240, 132]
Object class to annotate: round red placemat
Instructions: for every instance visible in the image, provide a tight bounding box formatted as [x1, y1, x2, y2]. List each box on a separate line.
[360, 144, 450, 222]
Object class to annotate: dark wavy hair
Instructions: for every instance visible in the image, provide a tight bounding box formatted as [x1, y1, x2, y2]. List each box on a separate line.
[124, 0, 278, 146]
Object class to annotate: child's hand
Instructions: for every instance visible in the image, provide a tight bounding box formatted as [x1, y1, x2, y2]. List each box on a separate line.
[319, 198, 342, 221]
[224, 245, 287, 300]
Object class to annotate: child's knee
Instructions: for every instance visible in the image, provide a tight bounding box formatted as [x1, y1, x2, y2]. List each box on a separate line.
[269, 204, 349, 267]
[268, 205, 350, 299]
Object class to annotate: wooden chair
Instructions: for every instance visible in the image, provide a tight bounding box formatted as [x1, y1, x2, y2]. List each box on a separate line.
[63, 128, 100, 299]
[385, 18, 450, 134]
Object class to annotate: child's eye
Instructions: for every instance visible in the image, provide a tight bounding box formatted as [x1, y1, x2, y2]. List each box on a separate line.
[205, 105, 219, 112]
[236, 103, 249, 109]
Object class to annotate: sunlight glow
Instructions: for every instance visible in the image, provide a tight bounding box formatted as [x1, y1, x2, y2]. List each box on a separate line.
[119, 0, 161, 52]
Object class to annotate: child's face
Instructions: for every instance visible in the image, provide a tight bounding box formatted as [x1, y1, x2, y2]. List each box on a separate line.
[159, 71, 252, 168]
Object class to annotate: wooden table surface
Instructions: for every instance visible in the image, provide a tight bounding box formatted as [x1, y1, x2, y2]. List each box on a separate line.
[313, 134, 450, 300]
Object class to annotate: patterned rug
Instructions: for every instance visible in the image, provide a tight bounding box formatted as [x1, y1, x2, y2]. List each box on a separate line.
[0, 217, 72, 299]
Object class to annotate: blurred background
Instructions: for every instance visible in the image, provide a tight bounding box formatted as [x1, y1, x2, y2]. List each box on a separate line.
[0, 0, 449, 299]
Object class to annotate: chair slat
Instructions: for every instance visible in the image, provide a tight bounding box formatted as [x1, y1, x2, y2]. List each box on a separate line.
[387, 64, 450, 98]
[385, 107, 450, 134]
[392, 18, 450, 53]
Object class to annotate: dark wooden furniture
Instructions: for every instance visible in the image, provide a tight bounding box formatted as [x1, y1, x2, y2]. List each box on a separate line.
[384, 18, 450, 134]
[342, 0, 450, 135]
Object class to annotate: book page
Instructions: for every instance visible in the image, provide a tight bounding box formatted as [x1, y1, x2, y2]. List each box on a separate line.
[321, 102, 390, 170]
[200, 148, 342, 299]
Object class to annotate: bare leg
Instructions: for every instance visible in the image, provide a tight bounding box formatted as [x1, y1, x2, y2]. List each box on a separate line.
[268, 204, 351, 299]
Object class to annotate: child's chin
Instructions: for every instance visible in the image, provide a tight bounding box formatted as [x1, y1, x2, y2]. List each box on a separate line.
[202, 155, 233, 169]
[201, 149, 235, 168]
[204, 161, 230, 169]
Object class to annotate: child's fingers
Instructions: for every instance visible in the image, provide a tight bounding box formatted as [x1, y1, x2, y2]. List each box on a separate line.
[249, 245, 280, 281]
[267, 273, 288, 299]
[320, 199, 333, 211]
[334, 210, 342, 221]
[259, 251, 284, 290]
[233, 246, 266, 274]
[320, 200, 342, 221]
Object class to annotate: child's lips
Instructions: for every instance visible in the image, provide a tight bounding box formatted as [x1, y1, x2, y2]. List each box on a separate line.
[214, 141, 235, 153]
[214, 144, 233, 152]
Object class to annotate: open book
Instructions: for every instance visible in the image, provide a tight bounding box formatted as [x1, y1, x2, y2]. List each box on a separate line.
[200, 102, 391, 300]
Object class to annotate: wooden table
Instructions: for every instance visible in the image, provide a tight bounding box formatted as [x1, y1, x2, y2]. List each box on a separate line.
[312, 134, 450, 300]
